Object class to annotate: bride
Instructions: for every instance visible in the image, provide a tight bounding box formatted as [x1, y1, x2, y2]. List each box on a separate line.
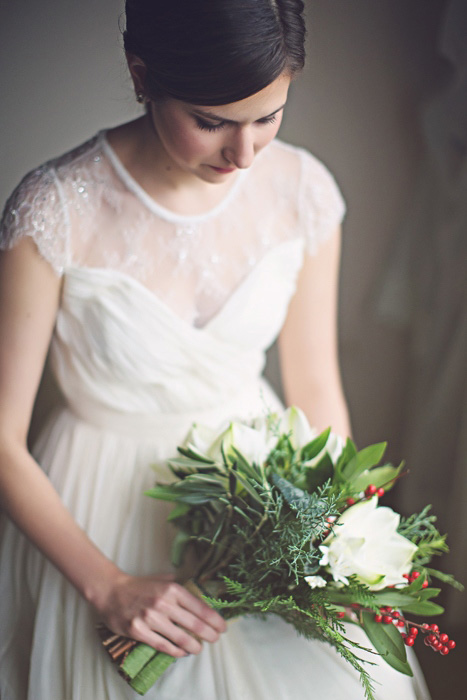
[0, 1, 429, 698]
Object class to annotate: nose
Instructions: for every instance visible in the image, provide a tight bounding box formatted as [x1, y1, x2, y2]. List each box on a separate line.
[223, 127, 255, 169]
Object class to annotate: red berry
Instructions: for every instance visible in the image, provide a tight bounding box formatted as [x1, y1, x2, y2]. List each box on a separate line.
[439, 633, 448, 643]
[365, 484, 377, 496]
[427, 634, 437, 645]
[403, 573, 410, 580]
[409, 628, 418, 637]
[421, 580, 429, 588]
[405, 636, 415, 646]
[430, 624, 439, 633]
[376, 487, 385, 498]
[432, 640, 442, 651]
[336, 611, 345, 618]
[447, 640, 456, 649]
[374, 614, 383, 623]
[422, 623, 430, 630]
[381, 606, 392, 612]
[396, 620, 405, 628]
[346, 497, 356, 506]
[411, 571, 421, 580]
[382, 615, 393, 624]
[440, 646, 449, 655]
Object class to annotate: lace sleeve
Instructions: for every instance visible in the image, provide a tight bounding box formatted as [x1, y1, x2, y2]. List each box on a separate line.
[297, 150, 346, 255]
[0, 165, 69, 275]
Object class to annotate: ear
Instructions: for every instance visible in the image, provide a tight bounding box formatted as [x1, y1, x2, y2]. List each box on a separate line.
[126, 52, 148, 95]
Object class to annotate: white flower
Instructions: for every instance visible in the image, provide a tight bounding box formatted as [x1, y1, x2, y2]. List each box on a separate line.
[182, 422, 224, 457]
[184, 419, 275, 466]
[304, 575, 327, 589]
[277, 406, 317, 450]
[277, 406, 345, 466]
[321, 497, 417, 591]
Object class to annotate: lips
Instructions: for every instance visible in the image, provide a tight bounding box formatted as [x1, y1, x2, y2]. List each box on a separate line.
[209, 165, 236, 174]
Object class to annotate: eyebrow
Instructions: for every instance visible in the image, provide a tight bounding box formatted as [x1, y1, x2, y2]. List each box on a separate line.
[191, 103, 287, 125]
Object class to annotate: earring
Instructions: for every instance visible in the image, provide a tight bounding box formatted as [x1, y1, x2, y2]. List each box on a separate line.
[136, 92, 145, 104]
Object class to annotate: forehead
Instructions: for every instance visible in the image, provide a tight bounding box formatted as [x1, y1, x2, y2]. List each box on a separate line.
[189, 73, 291, 121]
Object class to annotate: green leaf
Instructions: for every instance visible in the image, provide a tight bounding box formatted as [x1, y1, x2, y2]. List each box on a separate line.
[351, 463, 403, 493]
[167, 502, 191, 521]
[177, 446, 216, 464]
[342, 443, 387, 482]
[334, 438, 357, 477]
[300, 428, 331, 462]
[425, 568, 464, 591]
[417, 587, 441, 601]
[271, 473, 308, 507]
[145, 485, 182, 502]
[361, 612, 412, 677]
[231, 447, 266, 484]
[400, 601, 444, 616]
[304, 454, 333, 492]
[371, 591, 420, 607]
[233, 471, 264, 505]
[171, 530, 191, 568]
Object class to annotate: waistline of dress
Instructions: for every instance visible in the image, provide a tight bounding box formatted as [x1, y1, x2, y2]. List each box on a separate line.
[64, 382, 280, 439]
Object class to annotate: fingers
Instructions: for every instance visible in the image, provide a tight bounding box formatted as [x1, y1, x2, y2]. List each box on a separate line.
[175, 585, 227, 634]
[130, 617, 192, 658]
[143, 610, 204, 655]
[167, 605, 221, 644]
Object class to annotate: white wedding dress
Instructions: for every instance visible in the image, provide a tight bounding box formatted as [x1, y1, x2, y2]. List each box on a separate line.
[0, 133, 430, 699]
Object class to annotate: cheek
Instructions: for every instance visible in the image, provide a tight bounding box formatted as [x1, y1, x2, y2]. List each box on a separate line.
[257, 117, 283, 149]
[166, 119, 218, 161]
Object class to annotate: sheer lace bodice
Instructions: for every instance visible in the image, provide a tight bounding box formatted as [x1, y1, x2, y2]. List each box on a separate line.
[0, 132, 345, 327]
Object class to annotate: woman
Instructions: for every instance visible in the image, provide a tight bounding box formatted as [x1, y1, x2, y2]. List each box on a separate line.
[0, 1, 428, 698]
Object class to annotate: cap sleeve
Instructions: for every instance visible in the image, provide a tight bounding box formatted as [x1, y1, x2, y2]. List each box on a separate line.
[0, 165, 69, 275]
[297, 150, 346, 255]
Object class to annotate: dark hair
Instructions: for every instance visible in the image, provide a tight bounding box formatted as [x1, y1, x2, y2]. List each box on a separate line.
[123, 0, 306, 105]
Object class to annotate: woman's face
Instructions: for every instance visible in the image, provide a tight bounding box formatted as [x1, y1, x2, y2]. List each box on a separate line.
[147, 73, 291, 183]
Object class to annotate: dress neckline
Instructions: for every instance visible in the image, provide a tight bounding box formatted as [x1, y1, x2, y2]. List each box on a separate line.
[100, 130, 250, 224]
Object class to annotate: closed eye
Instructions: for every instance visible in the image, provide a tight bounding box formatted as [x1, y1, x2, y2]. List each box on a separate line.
[256, 114, 278, 126]
[195, 117, 227, 133]
[194, 112, 280, 133]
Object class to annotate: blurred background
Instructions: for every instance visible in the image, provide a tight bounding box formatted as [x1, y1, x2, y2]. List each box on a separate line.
[1, 1, 465, 696]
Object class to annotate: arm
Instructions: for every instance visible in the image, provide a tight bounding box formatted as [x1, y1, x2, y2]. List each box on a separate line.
[278, 228, 352, 438]
[0, 239, 225, 656]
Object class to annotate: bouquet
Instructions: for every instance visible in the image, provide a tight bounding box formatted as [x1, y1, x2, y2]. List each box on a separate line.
[99, 407, 462, 698]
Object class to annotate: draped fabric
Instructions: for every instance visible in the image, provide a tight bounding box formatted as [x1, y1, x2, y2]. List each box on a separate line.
[0, 133, 429, 698]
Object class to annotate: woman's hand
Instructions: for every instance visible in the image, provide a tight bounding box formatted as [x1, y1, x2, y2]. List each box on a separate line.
[95, 572, 227, 658]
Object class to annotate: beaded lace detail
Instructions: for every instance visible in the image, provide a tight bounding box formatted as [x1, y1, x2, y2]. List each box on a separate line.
[0, 132, 345, 327]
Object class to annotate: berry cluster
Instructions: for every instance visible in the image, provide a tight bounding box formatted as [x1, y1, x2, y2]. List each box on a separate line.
[372, 605, 456, 656]
[345, 483, 385, 507]
[421, 624, 456, 655]
[402, 570, 429, 588]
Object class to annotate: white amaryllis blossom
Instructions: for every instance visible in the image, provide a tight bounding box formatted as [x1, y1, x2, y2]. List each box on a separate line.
[304, 575, 327, 589]
[183, 406, 344, 468]
[320, 497, 418, 591]
[278, 406, 344, 465]
[183, 419, 276, 466]
[277, 406, 316, 449]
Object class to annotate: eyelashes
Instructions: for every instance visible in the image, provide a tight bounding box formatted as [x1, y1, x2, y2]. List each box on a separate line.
[194, 114, 278, 132]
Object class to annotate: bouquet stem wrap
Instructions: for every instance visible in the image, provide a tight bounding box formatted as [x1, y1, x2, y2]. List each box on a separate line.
[97, 579, 207, 695]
